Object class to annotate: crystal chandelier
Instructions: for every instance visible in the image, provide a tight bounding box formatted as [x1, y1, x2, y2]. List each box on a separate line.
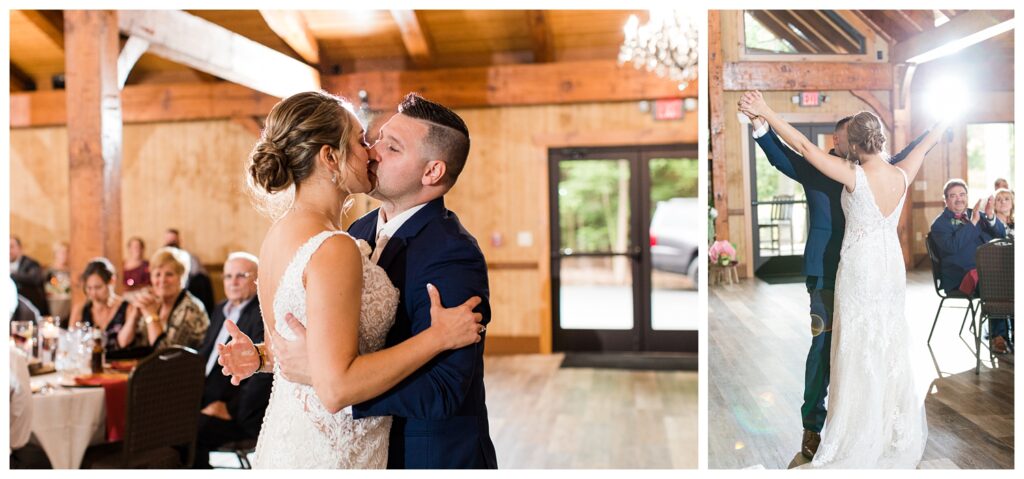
[618, 10, 699, 91]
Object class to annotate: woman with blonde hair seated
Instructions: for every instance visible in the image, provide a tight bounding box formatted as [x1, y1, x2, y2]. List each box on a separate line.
[994, 188, 1014, 237]
[123, 247, 209, 350]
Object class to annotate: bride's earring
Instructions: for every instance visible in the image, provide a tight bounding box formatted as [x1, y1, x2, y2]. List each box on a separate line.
[331, 172, 338, 184]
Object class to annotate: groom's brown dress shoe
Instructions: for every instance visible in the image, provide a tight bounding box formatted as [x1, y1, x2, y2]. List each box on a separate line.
[992, 336, 1008, 354]
[801, 429, 821, 459]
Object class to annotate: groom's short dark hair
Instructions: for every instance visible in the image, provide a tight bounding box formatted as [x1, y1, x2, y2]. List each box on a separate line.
[398, 93, 470, 188]
[835, 116, 854, 130]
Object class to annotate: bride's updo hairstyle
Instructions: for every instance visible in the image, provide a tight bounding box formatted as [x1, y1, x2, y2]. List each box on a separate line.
[248, 91, 356, 194]
[845, 111, 888, 162]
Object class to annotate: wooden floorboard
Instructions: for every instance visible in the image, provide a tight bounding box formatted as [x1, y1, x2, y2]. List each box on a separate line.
[709, 270, 1014, 469]
[483, 353, 698, 468]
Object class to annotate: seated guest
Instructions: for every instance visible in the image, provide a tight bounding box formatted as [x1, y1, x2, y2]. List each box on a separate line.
[10, 236, 49, 316]
[994, 188, 1014, 237]
[994, 178, 1009, 191]
[164, 228, 216, 315]
[9, 280, 50, 469]
[193, 252, 271, 468]
[69, 259, 135, 350]
[122, 236, 151, 294]
[124, 247, 209, 350]
[930, 179, 1009, 352]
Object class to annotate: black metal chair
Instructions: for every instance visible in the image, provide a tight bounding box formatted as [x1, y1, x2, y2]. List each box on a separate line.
[924, 233, 977, 344]
[81, 346, 205, 468]
[974, 238, 1014, 373]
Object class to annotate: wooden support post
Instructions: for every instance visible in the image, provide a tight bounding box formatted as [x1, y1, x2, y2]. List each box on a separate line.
[893, 63, 917, 269]
[709, 11, 729, 241]
[65, 10, 123, 302]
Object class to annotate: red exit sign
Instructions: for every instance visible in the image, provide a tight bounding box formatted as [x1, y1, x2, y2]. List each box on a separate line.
[654, 98, 684, 120]
[800, 91, 821, 107]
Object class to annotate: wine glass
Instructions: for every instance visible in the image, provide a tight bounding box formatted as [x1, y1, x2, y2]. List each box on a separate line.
[38, 316, 60, 365]
[10, 320, 35, 358]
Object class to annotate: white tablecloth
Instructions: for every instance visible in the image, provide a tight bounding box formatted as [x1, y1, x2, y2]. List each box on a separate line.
[29, 373, 107, 469]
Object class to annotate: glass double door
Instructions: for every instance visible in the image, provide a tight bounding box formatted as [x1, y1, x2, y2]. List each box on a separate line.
[749, 123, 834, 277]
[550, 145, 698, 353]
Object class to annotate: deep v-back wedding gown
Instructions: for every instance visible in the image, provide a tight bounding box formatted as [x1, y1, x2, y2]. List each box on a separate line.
[252, 230, 399, 468]
[807, 165, 928, 468]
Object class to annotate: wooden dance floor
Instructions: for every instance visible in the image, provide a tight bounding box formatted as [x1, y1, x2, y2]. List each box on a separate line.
[483, 353, 697, 468]
[709, 270, 1014, 469]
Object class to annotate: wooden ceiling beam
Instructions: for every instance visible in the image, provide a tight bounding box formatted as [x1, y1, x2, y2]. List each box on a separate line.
[10, 63, 37, 91]
[325, 59, 693, 110]
[390, 10, 433, 69]
[896, 10, 933, 32]
[117, 10, 320, 98]
[780, 10, 841, 54]
[259, 10, 320, 66]
[723, 61, 893, 91]
[22, 10, 65, 49]
[850, 10, 896, 44]
[861, 10, 913, 42]
[525, 10, 556, 63]
[895, 10, 1015, 64]
[13, 59, 691, 127]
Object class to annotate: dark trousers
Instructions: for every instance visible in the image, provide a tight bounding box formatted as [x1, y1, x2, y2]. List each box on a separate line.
[802, 276, 834, 433]
[192, 414, 250, 469]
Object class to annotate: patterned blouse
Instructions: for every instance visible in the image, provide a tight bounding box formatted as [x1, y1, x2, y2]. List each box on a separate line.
[152, 290, 209, 350]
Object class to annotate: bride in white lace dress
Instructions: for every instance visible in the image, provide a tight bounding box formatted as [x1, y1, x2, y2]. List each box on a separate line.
[227, 91, 484, 468]
[741, 92, 948, 468]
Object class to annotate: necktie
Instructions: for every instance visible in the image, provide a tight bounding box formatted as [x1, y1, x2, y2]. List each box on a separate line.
[371, 233, 389, 264]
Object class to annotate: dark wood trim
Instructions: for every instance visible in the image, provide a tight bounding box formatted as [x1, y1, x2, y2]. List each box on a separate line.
[525, 10, 555, 63]
[10, 63, 37, 91]
[484, 335, 541, 355]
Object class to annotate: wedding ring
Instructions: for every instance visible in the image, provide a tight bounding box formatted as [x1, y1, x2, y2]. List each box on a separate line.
[479, 325, 487, 334]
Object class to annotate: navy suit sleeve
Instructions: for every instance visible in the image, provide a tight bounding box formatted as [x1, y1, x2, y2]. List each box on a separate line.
[980, 214, 1007, 239]
[891, 129, 931, 165]
[754, 129, 800, 181]
[353, 241, 490, 420]
[931, 212, 985, 258]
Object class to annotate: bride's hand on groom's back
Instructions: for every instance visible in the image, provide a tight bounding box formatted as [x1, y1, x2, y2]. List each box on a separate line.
[426, 283, 485, 351]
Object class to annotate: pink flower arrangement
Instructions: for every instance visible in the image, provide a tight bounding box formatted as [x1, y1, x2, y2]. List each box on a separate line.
[709, 240, 737, 265]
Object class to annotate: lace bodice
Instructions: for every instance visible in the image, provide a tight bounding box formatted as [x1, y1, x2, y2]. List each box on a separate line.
[804, 165, 927, 468]
[253, 230, 399, 469]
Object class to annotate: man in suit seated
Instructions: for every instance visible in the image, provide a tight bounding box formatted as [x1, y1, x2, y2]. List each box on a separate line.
[929, 179, 1009, 353]
[10, 236, 50, 316]
[193, 252, 271, 468]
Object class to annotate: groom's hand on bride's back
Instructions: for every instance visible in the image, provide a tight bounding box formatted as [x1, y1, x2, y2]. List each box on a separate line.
[218, 319, 259, 386]
[426, 283, 485, 351]
[270, 313, 312, 385]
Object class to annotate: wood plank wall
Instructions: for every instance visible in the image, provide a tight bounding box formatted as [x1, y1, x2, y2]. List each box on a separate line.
[11, 100, 695, 354]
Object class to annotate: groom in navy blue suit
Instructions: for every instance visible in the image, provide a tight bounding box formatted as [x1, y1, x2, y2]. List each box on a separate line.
[347, 94, 496, 468]
[747, 110, 927, 459]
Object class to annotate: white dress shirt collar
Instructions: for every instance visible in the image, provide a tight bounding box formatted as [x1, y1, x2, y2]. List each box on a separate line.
[375, 203, 428, 239]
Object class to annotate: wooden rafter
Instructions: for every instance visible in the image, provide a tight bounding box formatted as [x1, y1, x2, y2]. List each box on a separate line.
[895, 10, 1015, 64]
[116, 35, 149, 88]
[22, 10, 64, 49]
[259, 10, 320, 65]
[896, 10, 933, 32]
[749, 10, 816, 53]
[723, 62, 893, 91]
[778, 10, 841, 54]
[118, 10, 320, 98]
[525, 10, 555, 63]
[861, 10, 914, 42]
[889, 10, 926, 34]
[10, 63, 36, 91]
[803, 10, 861, 53]
[851, 10, 895, 44]
[390, 10, 433, 69]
